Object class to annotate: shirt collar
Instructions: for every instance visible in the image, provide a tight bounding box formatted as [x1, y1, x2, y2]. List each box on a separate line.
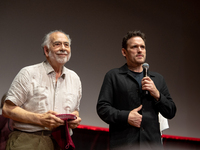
[43, 60, 66, 79]
[119, 63, 155, 77]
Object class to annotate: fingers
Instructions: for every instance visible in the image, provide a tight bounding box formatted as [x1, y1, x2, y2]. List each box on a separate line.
[68, 116, 81, 124]
[46, 110, 58, 115]
[68, 116, 81, 129]
[52, 115, 65, 124]
[142, 76, 150, 81]
[68, 123, 78, 129]
[67, 111, 81, 129]
[141, 77, 150, 90]
[141, 77, 160, 99]
[43, 111, 81, 130]
[40, 112, 65, 130]
[142, 77, 151, 86]
[128, 106, 142, 128]
[142, 77, 155, 91]
[47, 110, 65, 124]
[71, 110, 79, 117]
[134, 105, 142, 112]
[45, 111, 64, 124]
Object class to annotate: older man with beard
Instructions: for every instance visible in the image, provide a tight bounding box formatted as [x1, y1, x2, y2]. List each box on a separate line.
[2, 30, 82, 150]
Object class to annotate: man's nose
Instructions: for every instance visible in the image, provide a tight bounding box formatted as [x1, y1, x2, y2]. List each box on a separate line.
[138, 47, 142, 52]
[60, 47, 70, 54]
[61, 43, 66, 49]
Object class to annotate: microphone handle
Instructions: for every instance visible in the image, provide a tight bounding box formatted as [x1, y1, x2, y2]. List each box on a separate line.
[144, 68, 148, 77]
[143, 68, 148, 94]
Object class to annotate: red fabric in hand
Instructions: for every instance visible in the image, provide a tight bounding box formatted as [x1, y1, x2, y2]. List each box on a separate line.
[52, 120, 75, 150]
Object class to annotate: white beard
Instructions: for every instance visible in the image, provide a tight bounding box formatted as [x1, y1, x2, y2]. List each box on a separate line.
[48, 51, 71, 64]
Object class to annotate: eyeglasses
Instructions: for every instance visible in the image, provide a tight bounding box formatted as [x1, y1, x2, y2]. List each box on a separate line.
[52, 41, 70, 48]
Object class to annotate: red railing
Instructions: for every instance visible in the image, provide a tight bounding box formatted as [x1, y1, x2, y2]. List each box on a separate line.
[77, 124, 200, 142]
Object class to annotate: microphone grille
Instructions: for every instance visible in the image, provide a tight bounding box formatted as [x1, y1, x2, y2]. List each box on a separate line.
[142, 63, 149, 69]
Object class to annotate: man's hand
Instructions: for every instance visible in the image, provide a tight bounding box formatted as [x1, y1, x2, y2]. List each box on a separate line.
[39, 110, 64, 130]
[3, 101, 64, 130]
[68, 111, 81, 129]
[128, 105, 142, 128]
[142, 76, 160, 100]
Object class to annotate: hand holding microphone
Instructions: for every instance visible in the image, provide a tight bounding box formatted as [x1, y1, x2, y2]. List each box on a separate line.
[142, 63, 160, 100]
[142, 63, 149, 94]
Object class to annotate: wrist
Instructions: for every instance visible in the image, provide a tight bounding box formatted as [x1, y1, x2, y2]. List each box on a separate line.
[155, 91, 160, 101]
[156, 92, 160, 101]
[36, 113, 44, 126]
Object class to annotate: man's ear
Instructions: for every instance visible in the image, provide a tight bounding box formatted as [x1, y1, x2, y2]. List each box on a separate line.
[43, 46, 49, 57]
[121, 48, 126, 57]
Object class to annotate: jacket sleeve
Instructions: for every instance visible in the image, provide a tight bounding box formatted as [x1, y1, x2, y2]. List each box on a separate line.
[154, 76, 176, 119]
[96, 71, 130, 125]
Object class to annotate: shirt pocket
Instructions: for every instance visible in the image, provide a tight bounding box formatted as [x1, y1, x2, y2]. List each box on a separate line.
[26, 85, 49, 113]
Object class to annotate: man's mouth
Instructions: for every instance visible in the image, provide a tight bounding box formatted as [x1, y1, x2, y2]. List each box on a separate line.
[136, 54, 143, 58]
[56, 50, 68, 55]
[56, 51, 68, 57]
[57, 54, 67, 57]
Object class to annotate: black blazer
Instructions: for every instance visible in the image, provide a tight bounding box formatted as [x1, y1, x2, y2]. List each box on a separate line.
[97, 64, 176, 149]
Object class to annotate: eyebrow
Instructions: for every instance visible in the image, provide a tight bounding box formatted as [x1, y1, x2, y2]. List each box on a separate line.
[53, 41, 69, 44]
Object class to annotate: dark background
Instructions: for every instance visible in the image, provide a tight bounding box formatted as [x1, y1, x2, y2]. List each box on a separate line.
[0, 0, 200, 138]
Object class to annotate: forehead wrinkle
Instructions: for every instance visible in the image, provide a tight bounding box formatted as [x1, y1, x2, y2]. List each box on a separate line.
[50, 32, 69, 43]
[53, 40, 69, 44]
[128, 37, 145, 46]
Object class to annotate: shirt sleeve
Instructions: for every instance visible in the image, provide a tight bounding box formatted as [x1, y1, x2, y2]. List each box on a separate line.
[154, 75, 176, 119]
[6, 68, 30, 106]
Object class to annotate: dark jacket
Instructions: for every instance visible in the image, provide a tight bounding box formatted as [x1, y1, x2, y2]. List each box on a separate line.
[96, 64, 176, 149]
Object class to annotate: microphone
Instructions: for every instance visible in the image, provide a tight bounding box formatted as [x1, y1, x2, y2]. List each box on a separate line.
[142, 63, 149, 77]
[142, 63, 149, 94]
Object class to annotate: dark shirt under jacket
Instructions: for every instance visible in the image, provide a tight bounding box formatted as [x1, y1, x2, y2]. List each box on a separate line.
[96, 64, 176, 149]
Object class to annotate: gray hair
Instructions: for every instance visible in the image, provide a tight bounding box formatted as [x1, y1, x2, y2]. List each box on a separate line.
[41, 30, 72, 48]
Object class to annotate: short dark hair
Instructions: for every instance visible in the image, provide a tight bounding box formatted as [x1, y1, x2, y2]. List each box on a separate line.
[122, 30, 146, 49]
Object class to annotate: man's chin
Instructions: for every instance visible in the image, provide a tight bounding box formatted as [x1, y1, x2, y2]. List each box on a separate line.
[57, 57, 70, 64]
[137, 60, 145, 65]
[56, 60, 67, 65]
